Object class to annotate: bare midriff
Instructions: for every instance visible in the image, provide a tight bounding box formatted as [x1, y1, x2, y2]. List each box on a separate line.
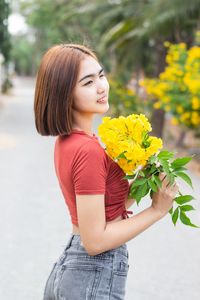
[72, 214, 123, 235]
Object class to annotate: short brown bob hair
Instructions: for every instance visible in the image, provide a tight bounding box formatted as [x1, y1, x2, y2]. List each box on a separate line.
[34, 43, 98, 136]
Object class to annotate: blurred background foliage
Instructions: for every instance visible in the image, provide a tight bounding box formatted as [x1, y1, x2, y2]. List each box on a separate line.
[1, 0, 200, 150]
[0, 0, 12, 92]
[0, 0, 11, 63]
[141, 41, 200, 138]
[107, 75, 146, 118]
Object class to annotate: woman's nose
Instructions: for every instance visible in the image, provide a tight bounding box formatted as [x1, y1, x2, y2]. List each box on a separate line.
[98, 89, 104, 94]
[97, 85, 105, 93]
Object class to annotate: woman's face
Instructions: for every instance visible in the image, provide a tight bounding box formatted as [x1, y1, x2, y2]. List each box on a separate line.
[72, 55, 110, 115]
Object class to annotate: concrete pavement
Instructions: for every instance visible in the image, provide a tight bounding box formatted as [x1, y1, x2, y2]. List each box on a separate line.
[0, 77, 200, 300]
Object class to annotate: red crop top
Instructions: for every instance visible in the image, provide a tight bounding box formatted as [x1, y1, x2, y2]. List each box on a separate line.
[54, 129, 133, 226]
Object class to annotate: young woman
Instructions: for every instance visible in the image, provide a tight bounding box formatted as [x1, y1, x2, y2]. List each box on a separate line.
[34, 43, 178, 300]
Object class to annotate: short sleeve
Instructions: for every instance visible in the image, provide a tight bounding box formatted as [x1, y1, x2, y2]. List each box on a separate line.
[72, 141, 108, 195]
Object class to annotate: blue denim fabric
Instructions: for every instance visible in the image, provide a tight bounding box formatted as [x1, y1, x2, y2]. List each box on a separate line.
[43, 234, 129, 300]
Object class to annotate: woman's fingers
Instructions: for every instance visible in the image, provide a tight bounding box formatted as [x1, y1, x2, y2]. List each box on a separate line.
[159, 172, 167, 187]
[166, 180, 175, 188]
[159, 173, 179, 193]
[172, 182, 179, 193]
[159, 172, 170, 188]
[166, 182, 179, 199]
[159, 172, 166, 181]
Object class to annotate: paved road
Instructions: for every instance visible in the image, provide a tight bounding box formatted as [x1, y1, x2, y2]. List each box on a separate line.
[0, 77, 200, 300]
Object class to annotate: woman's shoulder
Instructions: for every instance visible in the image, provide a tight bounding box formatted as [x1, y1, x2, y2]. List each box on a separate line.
[77, 138, 106, 158]
[55, 134, 106, 158]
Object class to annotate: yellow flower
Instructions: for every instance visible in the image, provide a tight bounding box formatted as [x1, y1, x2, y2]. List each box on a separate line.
[171, 117, 179, 125]
[180, 112, 190, 122]
[98, 113, 163, 174]
[179, 43, 186, 49]
[191, 112, 200, 125]
[188, 46, 200, 60]
[124, 100, 132, 107]
[127, 89, 135, 96]
[191, 97, 200, 110]
[138, 43, 200, 129]
[176, 105, 184, 113]
[163, 96, 170, 103]
[153, 102, 161, 109]
[165, 105, 171, 112]
[164, 41, 171, 48]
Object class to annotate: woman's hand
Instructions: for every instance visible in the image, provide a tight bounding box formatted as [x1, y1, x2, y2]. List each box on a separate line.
[151, 172, 179, 218]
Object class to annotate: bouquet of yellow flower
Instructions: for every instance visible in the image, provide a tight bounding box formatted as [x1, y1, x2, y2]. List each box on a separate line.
[98, 113, 199, 228]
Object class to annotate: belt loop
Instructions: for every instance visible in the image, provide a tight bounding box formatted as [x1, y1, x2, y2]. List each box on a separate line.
[65, 234, 75, 251]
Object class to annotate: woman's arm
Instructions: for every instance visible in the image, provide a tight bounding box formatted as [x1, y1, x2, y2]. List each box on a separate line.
[76, 173, 178, 256]
[77, 194, 162, 256]
[125, 179, 137, 209]
[125, 197, 136, 209]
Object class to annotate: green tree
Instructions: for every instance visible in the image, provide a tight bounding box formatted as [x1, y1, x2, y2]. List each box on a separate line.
[19, 0, 200, 137]
[0, 0, 12, 93]
[10, 35, 37, 75]
[0, 0, 11, 62]
[19, 0, 106, 72]
[90, 0, 200, 137]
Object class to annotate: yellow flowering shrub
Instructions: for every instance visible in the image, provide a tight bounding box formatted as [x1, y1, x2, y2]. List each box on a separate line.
[140, 42, 200, 129]
[107, 76, 146, 117]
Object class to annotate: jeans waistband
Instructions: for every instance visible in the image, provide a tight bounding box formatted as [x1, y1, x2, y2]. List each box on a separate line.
[66, 234, 128, 256]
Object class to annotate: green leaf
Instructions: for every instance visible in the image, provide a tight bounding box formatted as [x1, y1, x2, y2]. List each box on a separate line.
[148, 178, 158, 192]
[180, 211, 199, 228]
[132, 182, 151, 205]
[150, 165, 157, 174]
[159, 159, 170, 175]
[174, 195, 194, 205]
[142, 131, 148, 140]
[153, 175, 162, 188]
[141, 169, 149, 177]
[157, 150, 174, 160]
[129, 189, 137, 199]
[142, 131, 151, 148]
[132, 187, 143, 205]
[131, 178, 147, 188]
[171, 166, 187, 172]
[139, 171, 145, 177]
[169, 207, 173, 215]
[172, 207, 179, 226]
[166, 173, 175, 186]
[143, 140, 151, 148]
[148, 155, 157, 164]
[116, 152, 127, 160]
[123, 174, 136, 180]
[174, 171, 193, 189]
[180, 205, 195, 212]
[171, 157, 192, 169]
[141, 182, 150, 197]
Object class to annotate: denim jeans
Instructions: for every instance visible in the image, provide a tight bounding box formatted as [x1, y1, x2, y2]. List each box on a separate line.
[43, 234, 129, 300]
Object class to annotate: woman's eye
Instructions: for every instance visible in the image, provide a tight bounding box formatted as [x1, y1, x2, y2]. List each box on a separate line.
[84, 81, 93, 86]
[84, 74, 105, 86]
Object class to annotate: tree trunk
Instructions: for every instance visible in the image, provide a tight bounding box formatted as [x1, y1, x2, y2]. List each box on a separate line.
[176, 130, 187, 148]
[151, 108, 165, 138]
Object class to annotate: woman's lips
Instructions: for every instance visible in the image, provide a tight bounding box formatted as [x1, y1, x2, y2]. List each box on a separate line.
[97, 96, 108, 103]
